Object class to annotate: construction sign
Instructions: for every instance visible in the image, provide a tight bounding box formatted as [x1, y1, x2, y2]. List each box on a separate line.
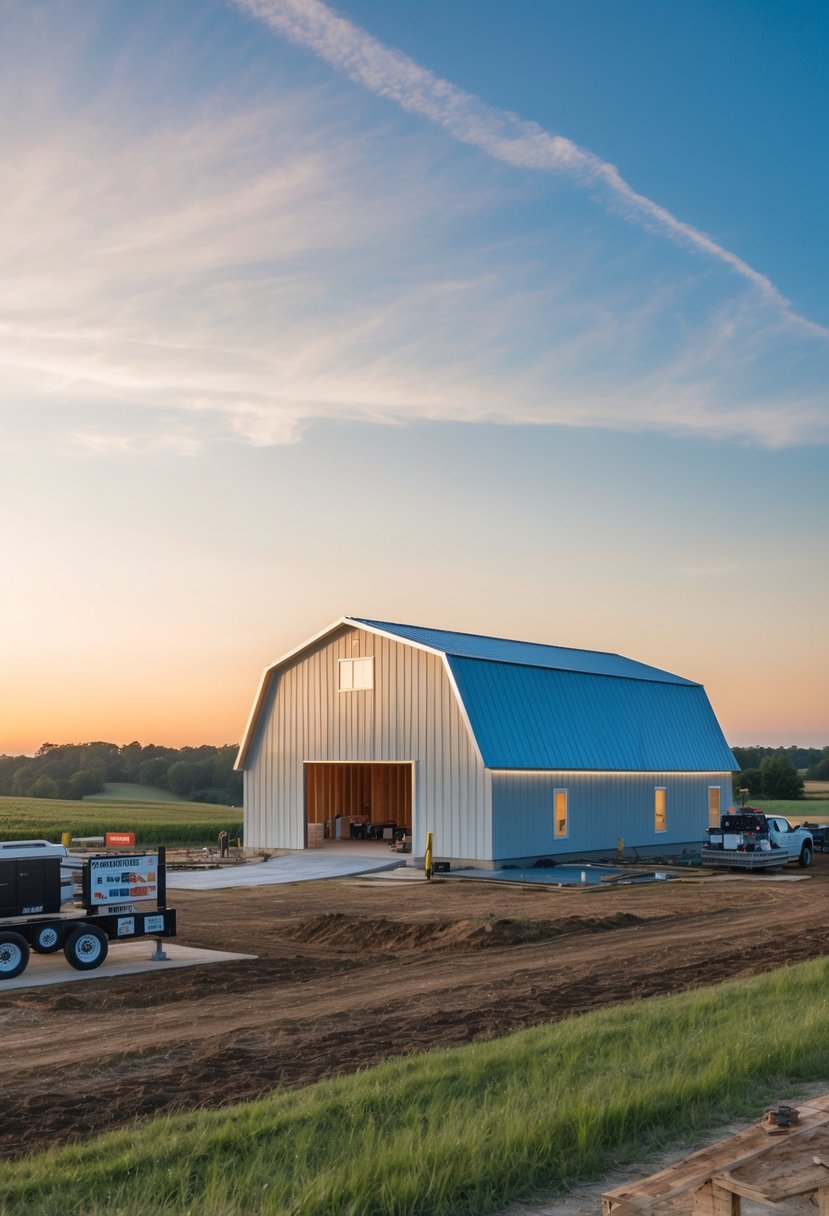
[85, 854, 159, 910]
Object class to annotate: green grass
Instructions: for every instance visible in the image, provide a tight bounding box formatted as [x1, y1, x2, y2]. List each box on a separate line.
[84, 782, 187, 803]
[752, 797, 829, 822]
[0, 795, 242, 847]
[3, 959, 829, 1216]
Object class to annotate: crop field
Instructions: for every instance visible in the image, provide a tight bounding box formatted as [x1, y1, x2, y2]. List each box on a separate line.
[0, 795, 241, 846]
[3, 855, 829, 1215]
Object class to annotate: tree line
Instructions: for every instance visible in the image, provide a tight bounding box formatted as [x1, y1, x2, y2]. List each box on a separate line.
[2, 740, 826, 808]
[0, 741, 243, 805]
[732, 745, 829, 801]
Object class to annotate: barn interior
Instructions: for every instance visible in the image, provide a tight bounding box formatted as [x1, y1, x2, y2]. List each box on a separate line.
[304, 762, 413, 849]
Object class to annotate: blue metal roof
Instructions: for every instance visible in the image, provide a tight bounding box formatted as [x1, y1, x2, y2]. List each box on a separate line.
[350, 618, 735, 772]
[448, 658, 736, 771]
[350, 619, 693, 685]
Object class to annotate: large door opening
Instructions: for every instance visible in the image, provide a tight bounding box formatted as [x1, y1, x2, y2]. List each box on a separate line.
[304, 762, 413, 848]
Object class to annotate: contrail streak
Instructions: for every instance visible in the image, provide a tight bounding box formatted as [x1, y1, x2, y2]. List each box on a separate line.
[234, 0, 827, 339]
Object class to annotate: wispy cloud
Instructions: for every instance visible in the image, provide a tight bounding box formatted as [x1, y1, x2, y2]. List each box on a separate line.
[1, 2, 827, 453]
[234, 0, 827, 341]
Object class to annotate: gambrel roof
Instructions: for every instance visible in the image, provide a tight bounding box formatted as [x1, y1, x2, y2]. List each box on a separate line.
[236, 617, 736, 773]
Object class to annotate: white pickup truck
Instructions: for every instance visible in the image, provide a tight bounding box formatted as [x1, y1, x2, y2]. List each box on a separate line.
[701, 811, 813, 870]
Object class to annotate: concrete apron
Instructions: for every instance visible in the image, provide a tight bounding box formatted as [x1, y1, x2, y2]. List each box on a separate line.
[0, 942, 256, 993]
[166, 851, 404, 891]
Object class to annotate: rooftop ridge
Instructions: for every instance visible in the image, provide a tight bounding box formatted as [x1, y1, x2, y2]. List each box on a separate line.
[351, 617, 627, 662]
[349, 617, 693, 685]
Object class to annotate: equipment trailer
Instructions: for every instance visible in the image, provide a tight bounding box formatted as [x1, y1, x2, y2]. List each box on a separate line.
[701, 811, 813, 871]
[0, 840, 176, 980]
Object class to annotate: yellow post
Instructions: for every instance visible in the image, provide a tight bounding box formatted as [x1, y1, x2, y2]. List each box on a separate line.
[425, 830, 433, 880]
[61, 831, 72, 847]
[616, 836, 624, 861]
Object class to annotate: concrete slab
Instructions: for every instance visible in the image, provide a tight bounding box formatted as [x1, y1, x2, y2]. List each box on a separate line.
[0, 942, 255, 993]
[166, 851, 404, 891]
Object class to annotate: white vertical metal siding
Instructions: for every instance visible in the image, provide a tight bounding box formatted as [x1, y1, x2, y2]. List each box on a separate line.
[244, 627, 491, 859]
[491, 771, 733, 859]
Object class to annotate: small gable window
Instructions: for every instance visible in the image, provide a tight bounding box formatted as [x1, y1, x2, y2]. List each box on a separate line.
[339, 657, 374, 691]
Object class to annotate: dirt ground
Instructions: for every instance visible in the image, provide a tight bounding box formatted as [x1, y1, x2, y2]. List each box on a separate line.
[2, 857, 829, 1161]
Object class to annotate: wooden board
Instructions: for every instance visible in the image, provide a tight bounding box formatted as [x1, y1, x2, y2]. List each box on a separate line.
[603, 1097, 829, 1215]
[721, 1125, 829, 1203]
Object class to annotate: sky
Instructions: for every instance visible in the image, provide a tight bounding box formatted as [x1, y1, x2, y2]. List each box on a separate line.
[1, 0, 827, 756]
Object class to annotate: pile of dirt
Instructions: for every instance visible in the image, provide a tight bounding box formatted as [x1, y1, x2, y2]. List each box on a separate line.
[278, 910, 647, 951]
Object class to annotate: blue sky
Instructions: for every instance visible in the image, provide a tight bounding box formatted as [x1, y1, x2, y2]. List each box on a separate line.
[1, 0, 826, 754]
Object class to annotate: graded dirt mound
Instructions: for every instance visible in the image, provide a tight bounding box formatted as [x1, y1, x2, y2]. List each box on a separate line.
[279, 910, 646, 952]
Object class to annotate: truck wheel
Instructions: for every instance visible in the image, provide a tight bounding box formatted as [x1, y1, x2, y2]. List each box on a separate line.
[799, 844, 813, 868]
[0, 932, 30, 979]
[31, 925, 62, 953]
[64, 926, 108, 971]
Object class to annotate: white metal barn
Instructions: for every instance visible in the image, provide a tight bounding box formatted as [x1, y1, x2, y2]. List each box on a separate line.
[235, 617, 736, 867]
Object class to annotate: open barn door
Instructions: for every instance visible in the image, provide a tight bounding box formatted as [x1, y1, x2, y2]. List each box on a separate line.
[304, 762, 413, 849]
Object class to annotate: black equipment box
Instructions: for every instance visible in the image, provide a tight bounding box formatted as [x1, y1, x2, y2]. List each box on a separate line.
[0, 856, 62, 917]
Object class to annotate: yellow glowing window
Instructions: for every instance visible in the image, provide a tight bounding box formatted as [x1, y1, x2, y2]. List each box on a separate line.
[708, 786, 721, 828]
[338, 657, 374, 691]
[654, 787, 667, 833]
[554, 789, 568, 838]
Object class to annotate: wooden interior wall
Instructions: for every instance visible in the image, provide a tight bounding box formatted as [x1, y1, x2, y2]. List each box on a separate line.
[305, 764, 412, 828]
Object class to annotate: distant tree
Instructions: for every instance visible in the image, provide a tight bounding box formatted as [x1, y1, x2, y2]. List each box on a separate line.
[119, 741, 144, 780]
[77, 742, 121, 780]
[788, 746, 824, 771]
[731, 746, 775, 772]
[735, 769, 764, 798]
[67, 769, 105, 799]
[806, 755, 829, 781]
[226, 770, 243, 804]
[166, 761, 195, 796]
[212, 745, 243, 803]
[32, 775, 59, 799]
[138, 757, 168, 787]
[189, 758, 215, 789]
[0, 756, 22, 796]
[759, 750, 804, 800]
[11, 767, 35, 797]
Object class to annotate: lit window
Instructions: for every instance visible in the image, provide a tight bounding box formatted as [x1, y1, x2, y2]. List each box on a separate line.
[708, 786, 721, 828]
[654, 787, 667, 833]
[554, 789, 568, 838]
[338, 657, 374, 691]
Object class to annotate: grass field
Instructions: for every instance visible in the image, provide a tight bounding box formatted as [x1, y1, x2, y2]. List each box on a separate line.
[741, 783, 829, 824]
[0, 795, 242, 846]
[83, 782, 187, 803]
[3, 958, 829, 1216]
[753, 796, 829, 822]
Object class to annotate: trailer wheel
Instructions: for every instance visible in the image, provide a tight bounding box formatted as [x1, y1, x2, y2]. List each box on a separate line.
[799, 843, 813, 868]
[0, 932, 30, 979]
[31, 925, 62, 953]
[64, 926, 108, 971]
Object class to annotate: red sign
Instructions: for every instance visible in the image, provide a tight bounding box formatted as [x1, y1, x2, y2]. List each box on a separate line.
[106, 831, 136, 847]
